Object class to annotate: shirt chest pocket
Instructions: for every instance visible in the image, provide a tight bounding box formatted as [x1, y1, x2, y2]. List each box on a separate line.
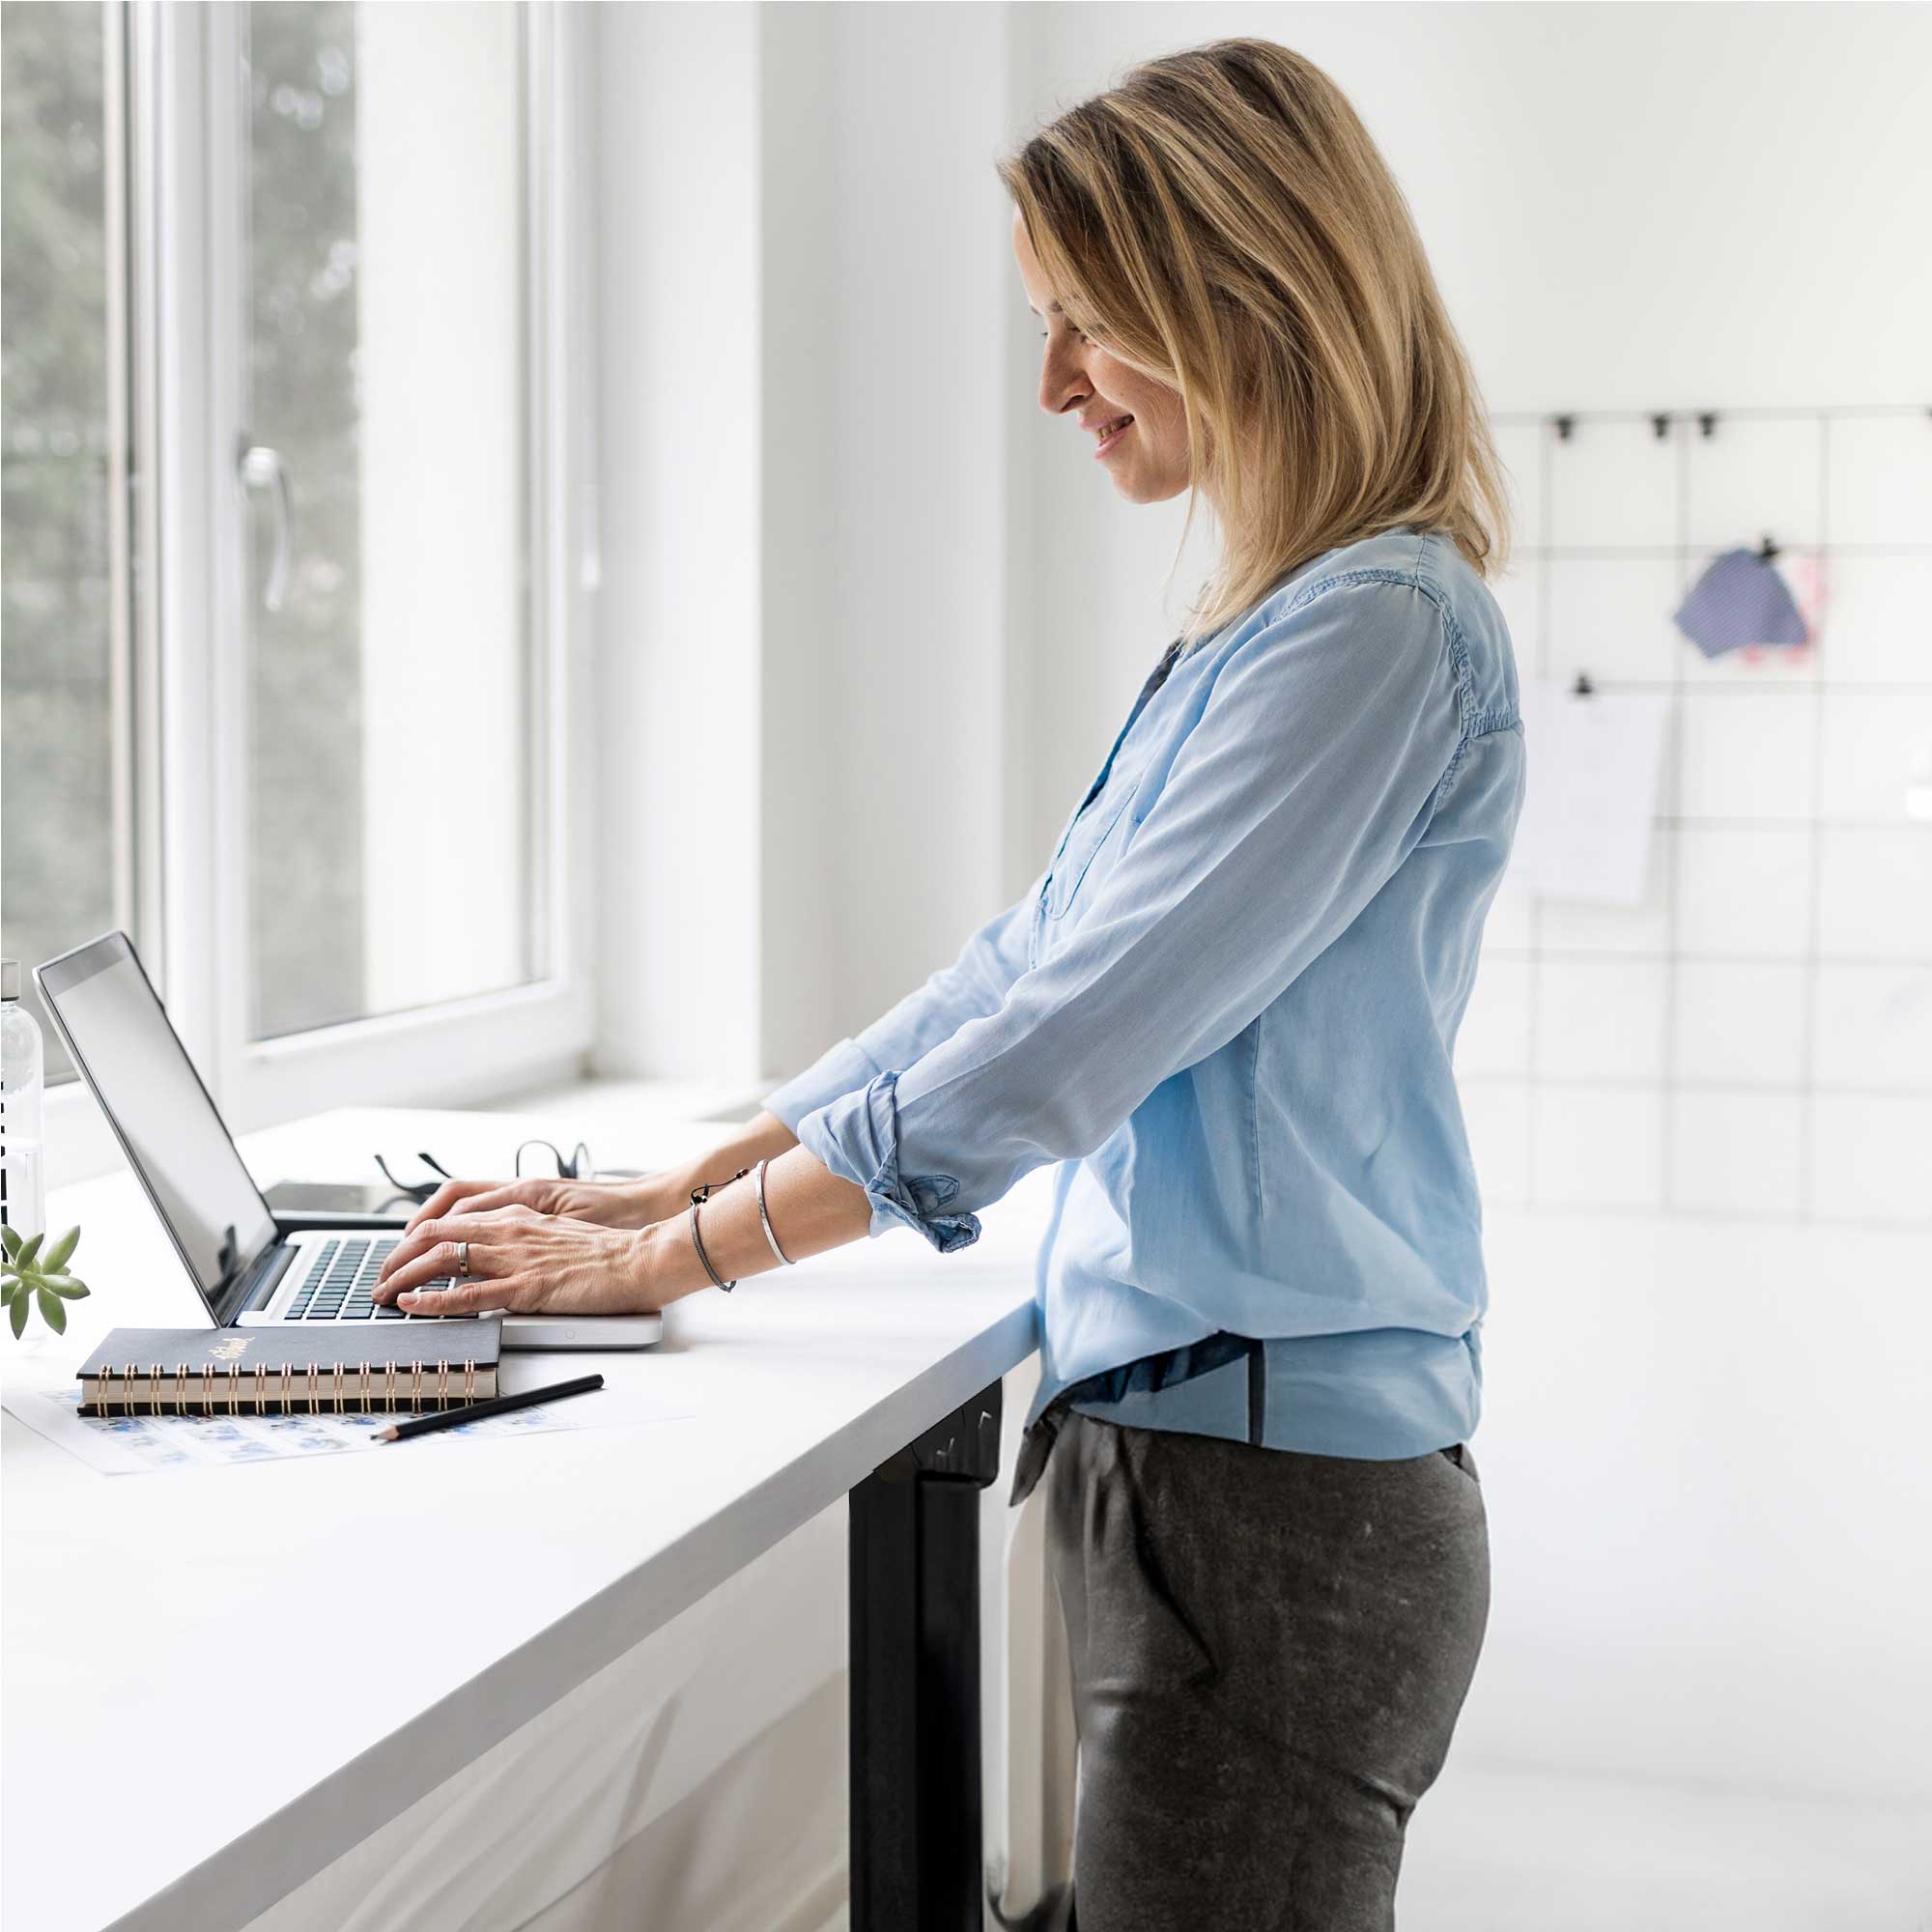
[1042, 764, 1146, 923]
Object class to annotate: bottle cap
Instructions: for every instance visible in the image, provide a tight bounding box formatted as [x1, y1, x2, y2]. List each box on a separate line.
[0, 961, 18, 1002]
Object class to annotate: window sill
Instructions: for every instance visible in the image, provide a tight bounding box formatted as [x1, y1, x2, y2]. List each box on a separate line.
[41, 1066, 785, 1194]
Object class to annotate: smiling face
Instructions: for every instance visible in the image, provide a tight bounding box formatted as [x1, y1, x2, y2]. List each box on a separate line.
[1013, 211, 1193, 505]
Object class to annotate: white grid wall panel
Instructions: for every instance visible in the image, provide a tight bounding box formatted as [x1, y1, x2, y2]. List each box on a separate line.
[1459, 406, 1932, 1226]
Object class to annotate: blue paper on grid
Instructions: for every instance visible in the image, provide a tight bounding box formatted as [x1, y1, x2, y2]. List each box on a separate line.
[1673, 549, 1809, 658]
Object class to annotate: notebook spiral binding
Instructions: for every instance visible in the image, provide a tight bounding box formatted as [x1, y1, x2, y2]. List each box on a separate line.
[79, 1356, 479, 1419]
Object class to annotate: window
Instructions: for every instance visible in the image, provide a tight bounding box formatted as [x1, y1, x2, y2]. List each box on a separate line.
[1, 0, 139, 1083]
[241, 3, 539, 1039]
[2, 0, 591, 1177]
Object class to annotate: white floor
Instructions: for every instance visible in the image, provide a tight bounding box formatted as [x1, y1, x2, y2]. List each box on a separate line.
[1399, 1761, 1932, 1932]
[809, 1763, 1932, 1932]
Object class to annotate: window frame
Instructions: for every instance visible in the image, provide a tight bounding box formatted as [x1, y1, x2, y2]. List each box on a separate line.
[43, 0, 597, 1182]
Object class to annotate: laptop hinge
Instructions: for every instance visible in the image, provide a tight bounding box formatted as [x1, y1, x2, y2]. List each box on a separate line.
[237, 1243, 297, 1318]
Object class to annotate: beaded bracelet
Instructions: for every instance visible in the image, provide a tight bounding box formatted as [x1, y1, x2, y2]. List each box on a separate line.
[688, 1165, 752, 1293]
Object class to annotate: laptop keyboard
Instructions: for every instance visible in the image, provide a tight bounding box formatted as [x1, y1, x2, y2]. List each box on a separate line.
[282, 1238, 473, 1321]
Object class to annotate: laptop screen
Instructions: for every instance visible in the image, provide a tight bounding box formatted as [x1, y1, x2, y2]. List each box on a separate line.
[37, 934, 277, 1317]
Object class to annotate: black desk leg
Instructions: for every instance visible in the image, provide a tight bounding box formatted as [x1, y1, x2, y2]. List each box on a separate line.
[850, 1379, 1005, 1932]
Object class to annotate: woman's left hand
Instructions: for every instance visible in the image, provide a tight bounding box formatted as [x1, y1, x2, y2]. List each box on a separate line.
[372, 1204, 683, 1317]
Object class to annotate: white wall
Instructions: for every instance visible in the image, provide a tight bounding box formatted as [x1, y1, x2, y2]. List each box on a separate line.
[585, 13, 1031, 1926]
[595, 0, 1019, 1084]
[1463, 1213, 1932, 1808]
[1006, 0, 1932, 1851]
[595, 1, 766, 1084]
[580, 2, 1932, 1916]
[593, 0, 1932, 1143]
[1009, 0, 1932, 872]
[817, 4, 1016, 1050]
[1461, 405, 1932, 1229]
[756, 4, 842, 1076]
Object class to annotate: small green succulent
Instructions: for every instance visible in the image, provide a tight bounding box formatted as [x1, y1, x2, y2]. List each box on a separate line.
[2, 1223, 91, 1338]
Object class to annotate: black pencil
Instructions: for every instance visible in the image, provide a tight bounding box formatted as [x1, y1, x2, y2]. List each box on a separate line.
[376, 1372, 606, 1441]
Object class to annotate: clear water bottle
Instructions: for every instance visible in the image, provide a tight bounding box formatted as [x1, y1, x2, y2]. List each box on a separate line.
[1, 961, 47, 1248]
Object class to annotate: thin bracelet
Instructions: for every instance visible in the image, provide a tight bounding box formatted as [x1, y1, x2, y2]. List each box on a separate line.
[753, 1158, 795, 1267]
[687, 1199, 733, 1293]
[688, 1166, 751, 1293]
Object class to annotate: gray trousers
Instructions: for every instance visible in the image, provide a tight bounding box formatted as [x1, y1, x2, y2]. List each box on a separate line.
[1043, 1410, 1490, 1931]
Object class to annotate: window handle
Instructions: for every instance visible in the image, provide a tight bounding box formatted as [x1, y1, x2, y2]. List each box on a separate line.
[236, 439, 296, 613]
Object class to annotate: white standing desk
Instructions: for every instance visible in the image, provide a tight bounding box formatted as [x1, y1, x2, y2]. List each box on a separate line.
[1, 1105, 1050, 1932]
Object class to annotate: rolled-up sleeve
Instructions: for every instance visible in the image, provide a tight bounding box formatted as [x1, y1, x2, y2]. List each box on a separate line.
[761, 867, 1048, 1136]
[795, 579, 1469, 1251]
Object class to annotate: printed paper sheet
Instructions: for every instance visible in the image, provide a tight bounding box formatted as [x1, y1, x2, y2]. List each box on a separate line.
[3, 1379, 695, 1476]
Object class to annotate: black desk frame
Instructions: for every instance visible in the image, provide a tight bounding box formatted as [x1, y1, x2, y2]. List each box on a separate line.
[849, 1379, 1005, 1932]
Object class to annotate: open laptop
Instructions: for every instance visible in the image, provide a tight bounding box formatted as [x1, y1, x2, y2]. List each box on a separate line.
[36, 932, 662, 1351]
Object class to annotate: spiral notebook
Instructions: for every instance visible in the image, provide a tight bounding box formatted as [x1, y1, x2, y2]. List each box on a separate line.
[74, 1320, 503, 1417]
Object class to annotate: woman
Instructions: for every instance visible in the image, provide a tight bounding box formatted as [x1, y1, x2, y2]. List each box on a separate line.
[377, 37, 1522, 1929]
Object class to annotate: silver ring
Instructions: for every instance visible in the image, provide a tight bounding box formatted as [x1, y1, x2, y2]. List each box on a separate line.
[455, 1240, 471, 1277]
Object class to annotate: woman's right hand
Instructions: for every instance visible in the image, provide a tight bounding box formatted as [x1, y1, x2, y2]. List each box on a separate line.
[402, 1173, 687, 1236]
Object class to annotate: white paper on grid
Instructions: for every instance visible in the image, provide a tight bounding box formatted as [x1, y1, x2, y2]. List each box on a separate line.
[1512, 680, 1671, 905]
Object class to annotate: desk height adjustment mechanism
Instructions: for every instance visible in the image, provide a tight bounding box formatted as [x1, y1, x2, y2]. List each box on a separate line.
[849, 1380, 1005, 1932]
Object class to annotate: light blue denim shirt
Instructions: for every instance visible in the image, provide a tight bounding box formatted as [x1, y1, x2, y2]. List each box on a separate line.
[764, 526, 1524, 1483]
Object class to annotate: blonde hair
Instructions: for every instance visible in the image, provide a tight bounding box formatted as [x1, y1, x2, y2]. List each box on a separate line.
[997, 38, 1512, 645]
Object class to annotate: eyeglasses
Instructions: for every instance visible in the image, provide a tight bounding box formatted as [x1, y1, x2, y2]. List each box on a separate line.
[372, 1139, 614, 1205]
[373, 1151, 456, 1205]
[514, 1138, 597, 1180]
